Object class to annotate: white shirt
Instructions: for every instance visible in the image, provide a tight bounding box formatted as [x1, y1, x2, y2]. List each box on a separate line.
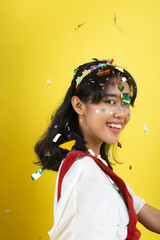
[48, 155, 145, 240]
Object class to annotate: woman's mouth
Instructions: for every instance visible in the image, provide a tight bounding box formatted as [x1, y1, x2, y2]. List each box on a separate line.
[106, 123, 122, 133]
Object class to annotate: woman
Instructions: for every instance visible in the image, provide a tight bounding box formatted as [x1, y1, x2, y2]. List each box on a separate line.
[35, 58, 160, 239]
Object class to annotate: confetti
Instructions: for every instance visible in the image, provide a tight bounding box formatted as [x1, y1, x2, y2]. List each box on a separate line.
[75, 21, 85, 30]
[118, 83, 124, 92]
[118, 107, 123, 111]
[113, 13, 124, 33]
[4, 209, 10, 213]
[143, 124, 148, 133]
[127, 113, 130, 117]
[117, 141, 122, 148]
[99, 83, 105, 86]
[31, 169, 44, 180]
[95, 109, 100, 114]
[88, 149, 95, 156]
[47, 79, 51, 85]
[101, 108, 105, 112]
[45, 152, 52, 157]
[59, 140, 76, 151]
[123, 93, 130, 105]
[129, 165, 132, 170]
[107, 149, 112, 157]
[115, 67, 124, 72]
[52, 133, 61, 142]
[97, 69, 111, 76]
[121, 77, 127, 82]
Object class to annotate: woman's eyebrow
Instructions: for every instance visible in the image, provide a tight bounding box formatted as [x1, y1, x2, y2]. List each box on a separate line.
[103, 93, 131, 99]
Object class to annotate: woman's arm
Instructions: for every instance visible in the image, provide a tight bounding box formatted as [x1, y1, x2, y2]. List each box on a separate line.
[137, 203, 160, 234]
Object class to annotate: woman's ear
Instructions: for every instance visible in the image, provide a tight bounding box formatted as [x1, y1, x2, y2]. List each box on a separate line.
[71, 96, 86, 115]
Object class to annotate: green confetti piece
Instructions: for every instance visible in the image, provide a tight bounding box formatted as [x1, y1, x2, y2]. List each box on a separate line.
[74, 69, 77, 76]
[101, 108, 105, 112]
[123, 93, 130, 105]
[31, 169, 44, 180]
[118, 83, 124, 92]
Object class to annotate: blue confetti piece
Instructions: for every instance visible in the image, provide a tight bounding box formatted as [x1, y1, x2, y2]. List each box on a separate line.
[143, 124, 148, 133]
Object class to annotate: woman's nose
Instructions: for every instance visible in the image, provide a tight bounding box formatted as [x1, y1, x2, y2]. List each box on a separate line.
[114, 107, 125, 118]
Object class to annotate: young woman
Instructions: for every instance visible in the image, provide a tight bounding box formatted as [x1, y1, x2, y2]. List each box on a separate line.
[35, 58, 160, 240]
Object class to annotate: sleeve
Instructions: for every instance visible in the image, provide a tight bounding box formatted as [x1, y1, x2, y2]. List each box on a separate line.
[126, 184, 146, 214]
[49, 156, 120, 240]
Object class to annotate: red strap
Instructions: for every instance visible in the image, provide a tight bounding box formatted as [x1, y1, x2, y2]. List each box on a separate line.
[57, 151, 141, 240]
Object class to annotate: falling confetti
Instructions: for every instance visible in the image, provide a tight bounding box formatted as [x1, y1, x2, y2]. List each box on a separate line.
[4, 209, 10, 213]
[31, 169, 44, 180]
[59, 140, 76, 151]
[47, 79, 51, 85]
[113, 13, 124, 33]
[143, 124, 148, 133]
[129, 165, 132, 170]
[52, 133, 61, 142]
[107, 149, 112, 157]
[117, 141, 122, 148]
[75, 21, 85, 30]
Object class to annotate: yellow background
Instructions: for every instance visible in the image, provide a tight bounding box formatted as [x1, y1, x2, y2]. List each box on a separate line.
[0, 0, 160, 239]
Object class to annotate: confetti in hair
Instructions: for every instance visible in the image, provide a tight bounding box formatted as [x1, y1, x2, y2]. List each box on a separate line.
[52, 133, 61, 142]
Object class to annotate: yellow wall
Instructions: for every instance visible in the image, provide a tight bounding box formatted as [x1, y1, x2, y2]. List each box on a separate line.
[1, 0, 160, 239]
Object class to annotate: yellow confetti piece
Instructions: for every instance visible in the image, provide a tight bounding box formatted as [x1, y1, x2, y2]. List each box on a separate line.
[59, 140, 76, 151]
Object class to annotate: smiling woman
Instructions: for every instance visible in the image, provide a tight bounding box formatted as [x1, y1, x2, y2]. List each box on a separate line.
[34, 58, 160, 240]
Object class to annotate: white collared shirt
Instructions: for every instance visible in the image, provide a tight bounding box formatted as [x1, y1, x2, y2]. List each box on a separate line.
[48, 155, 145, 240]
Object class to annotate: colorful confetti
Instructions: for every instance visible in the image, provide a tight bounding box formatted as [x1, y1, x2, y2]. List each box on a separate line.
[123, 93, 130, 105]
[101, 108, 105, 112]
[59, 140, 76, 151]
[129, 165, 132, 170]
[97, 69, 111, 76]
[31, 169, 44, 180]
[143, 124, 148, 133]
[52, 133, 61, 142]
[75, 21, 85, 30]
[118, 107, 123, 111]
[127, 113, 130, 117]
[118, 83, 124, 92]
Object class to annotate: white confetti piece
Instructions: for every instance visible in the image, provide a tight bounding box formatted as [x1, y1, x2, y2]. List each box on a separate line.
[4, 209, 10, 213]
[115, 67, 124, 72]
[52, 133, 61, 142]
[88, 149, 95, 156]
[121, 77, 127, 82]
[31, 169, 44, 180]
[143, 124, 148, 133]
[47, 79, 51, 85]
[95, 109, 100, 114]
[107, 149, 112, 157]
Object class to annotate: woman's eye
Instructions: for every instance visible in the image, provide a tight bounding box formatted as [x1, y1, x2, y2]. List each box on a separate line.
[105, 100, 115, 104]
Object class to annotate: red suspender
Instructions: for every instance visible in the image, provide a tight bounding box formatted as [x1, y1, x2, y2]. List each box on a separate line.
[57, 151, 141, 240]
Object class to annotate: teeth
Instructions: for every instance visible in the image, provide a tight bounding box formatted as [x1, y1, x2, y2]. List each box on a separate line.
[107, 123, 122, 129]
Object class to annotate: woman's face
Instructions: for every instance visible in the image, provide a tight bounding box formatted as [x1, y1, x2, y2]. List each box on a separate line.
[79, 80, 131, 153]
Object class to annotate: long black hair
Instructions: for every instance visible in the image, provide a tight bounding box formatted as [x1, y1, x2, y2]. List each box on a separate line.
[34, 59, 137, 171]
